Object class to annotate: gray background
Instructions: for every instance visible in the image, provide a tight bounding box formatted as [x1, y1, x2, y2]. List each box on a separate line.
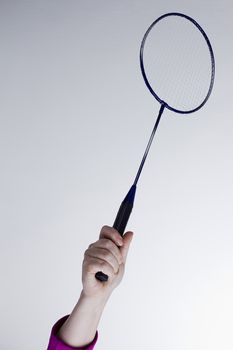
[0, 1, 233, 349]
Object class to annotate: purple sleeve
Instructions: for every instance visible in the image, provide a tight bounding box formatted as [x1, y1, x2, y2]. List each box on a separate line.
[47, 315, 98, 350]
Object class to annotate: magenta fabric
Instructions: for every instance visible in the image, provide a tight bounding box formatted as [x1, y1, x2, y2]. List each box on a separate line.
[47, 315, 98, 350]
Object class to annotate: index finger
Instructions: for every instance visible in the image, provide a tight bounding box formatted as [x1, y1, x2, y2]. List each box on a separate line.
[99, 225, 123, 247]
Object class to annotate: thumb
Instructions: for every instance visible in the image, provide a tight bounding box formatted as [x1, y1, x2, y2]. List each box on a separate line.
[120, 231, 134, 263]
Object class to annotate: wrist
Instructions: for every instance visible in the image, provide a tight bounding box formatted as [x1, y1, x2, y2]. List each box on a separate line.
[80, 289, 111, 308]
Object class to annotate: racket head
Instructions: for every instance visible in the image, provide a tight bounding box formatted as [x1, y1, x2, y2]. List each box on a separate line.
[140, 12, 215, 114]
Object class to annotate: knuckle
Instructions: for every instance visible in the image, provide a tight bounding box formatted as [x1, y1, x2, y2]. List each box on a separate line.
[86, 262, 94, 273]
[102, 249, 111, 259]
[100, 260, 106, 267]
[101, 251, 117, 271]
[83, 253, 90, 263]
[99, 238, 111, 250]
[83, 258, 91, 270]
[99, 261, 110, 274]
[84, 249, 93, 259]
[100, 225, 110, 234]
[84, 257, 99, 272]
[104, 239, 113, 249]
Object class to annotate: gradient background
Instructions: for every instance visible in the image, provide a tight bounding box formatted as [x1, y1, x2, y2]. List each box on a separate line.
[1, 1, 233, 349]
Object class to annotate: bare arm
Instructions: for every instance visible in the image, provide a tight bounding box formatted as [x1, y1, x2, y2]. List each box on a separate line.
[57, 225, 134, 348]
[56, 291, 109, 347]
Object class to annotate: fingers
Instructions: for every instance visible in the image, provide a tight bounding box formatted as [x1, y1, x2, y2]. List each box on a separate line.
[83, 255, 116, 277]
[83, 226, 134, 280]
[85, 243, 122, 274]
[89, 239, 123, 265]
[99, 225, 123, 247]
[99, 225, 134, 264]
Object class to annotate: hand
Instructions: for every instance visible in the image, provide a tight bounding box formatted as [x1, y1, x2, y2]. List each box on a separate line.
[81, 225, 134, 299]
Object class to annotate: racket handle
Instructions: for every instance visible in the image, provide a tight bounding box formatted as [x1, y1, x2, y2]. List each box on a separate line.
[95, 185, 136, 282]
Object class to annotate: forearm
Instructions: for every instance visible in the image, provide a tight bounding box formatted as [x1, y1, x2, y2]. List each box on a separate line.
[57, 290, 110, 348]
